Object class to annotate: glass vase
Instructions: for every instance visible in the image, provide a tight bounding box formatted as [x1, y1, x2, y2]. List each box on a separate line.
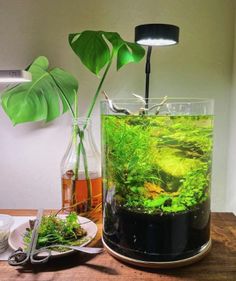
[61, 117, 102, 218]
[101, 98, 214, 267]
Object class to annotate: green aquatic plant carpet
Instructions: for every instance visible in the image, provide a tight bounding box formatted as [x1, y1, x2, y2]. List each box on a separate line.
[102, 115, 213, 214]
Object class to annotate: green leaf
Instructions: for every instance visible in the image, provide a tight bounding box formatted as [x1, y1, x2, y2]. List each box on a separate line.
[102, 32, 123, 53]
[69, 31, 111, 75]
[69, 30, 145, 75]
[50, 68, 77, 114]
[117, 42, 145, 70]
[1, 56, 78, 125]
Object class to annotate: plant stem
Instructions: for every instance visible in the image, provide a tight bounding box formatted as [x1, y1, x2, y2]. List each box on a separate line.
[50, 73, 93, 212]
[79, 54, 114, 211]
[71, 93, 80, 208]
[73, 92, 79, 148]
[60, 53, 114, 212]
[80, 135, 92, 210]
[51, 75, 79, 210]
[74, 90, 79, 120]
[83, 52, 114, 130]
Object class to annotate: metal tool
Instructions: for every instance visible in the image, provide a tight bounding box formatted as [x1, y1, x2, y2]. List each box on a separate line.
[42, 244, 103, 254]
[8, 209, 51, 266]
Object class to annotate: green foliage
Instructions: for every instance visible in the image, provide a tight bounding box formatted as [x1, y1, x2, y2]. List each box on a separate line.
[1, 56, 78, 125]
[178, 163, 210, 207]
[2, 31, 145, 126]
[24, 213, 88, 250]
[102, 115, 213, 214]
[155, 147, 202, 178]
[69, 30, 145, 75]
[102, 116, 161, 196]
[155, 116, 213, 160]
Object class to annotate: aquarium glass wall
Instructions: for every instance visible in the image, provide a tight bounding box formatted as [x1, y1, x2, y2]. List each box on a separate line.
[101, 98, 214, 263]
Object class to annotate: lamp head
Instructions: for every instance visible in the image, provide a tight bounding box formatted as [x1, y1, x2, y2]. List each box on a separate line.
[0, 70, 32, 83]
[135, 23, 179, 46]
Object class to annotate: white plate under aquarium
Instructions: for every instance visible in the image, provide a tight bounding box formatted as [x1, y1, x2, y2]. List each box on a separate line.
[9, 215, 97, 257]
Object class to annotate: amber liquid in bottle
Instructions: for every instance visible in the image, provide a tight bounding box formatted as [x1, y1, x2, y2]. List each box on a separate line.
[62, 172, 102, 216]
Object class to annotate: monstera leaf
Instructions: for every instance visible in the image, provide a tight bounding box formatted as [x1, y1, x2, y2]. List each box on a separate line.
[68, 31, 145, 75]
[1, 56, 78, 125]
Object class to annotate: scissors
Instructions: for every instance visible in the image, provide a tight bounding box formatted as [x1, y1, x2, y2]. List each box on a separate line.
[8, 208, 51, 266]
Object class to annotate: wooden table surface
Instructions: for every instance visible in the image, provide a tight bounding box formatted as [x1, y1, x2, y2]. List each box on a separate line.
[0, 210, 235, 281]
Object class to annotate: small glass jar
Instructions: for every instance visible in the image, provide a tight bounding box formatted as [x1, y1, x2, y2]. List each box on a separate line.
[0, 214, 13, 253]
[101, 98, 214, 267]
[61, 117, 102, 217]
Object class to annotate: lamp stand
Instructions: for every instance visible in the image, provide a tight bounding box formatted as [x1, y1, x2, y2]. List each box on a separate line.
[145, 46, 152, 108]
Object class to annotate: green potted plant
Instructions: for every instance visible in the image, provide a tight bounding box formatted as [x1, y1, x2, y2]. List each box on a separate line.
[1, 30, 145, 215]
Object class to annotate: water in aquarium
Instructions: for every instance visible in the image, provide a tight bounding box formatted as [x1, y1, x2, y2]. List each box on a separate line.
[102, 114, 213, 262]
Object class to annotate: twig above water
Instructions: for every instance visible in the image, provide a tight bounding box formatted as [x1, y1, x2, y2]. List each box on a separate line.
[103, 91, 168, 116]
[102, 91, 131, 115]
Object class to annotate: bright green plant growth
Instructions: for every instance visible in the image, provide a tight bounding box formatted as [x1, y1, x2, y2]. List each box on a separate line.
[102, 115, 213, 214]
[24, 213, 88, 250]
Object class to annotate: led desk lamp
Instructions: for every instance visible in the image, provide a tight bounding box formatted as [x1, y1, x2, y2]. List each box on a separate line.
[135, 23, 179, 107]
[0, 70, 31, 83]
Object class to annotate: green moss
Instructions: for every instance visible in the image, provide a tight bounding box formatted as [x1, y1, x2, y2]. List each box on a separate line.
[154, 147, 202, 177]
[102, 115, 213, 214]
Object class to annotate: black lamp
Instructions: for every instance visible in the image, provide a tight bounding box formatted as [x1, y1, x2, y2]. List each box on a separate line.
[135, 23, 179, 107]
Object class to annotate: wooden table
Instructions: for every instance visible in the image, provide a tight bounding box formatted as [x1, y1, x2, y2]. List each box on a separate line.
[0, 210, 235, 281]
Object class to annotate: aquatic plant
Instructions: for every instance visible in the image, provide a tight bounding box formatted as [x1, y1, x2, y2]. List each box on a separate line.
[102, 115, 213, 214]
[24, 212, 88, 250]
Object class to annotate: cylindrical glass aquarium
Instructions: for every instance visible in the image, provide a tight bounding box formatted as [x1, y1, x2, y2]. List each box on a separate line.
[101, 98, 214, 267]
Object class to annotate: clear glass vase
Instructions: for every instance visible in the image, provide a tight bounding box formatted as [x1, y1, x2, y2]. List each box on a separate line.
[101, 98, 214, 267]
[61, 117, 102, 218]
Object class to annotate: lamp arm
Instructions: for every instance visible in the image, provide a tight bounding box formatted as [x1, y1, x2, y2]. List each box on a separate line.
[145, 46, 152, 108]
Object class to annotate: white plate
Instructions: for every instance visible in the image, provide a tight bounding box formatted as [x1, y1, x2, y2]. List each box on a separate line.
[8, 215, 97, 257]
